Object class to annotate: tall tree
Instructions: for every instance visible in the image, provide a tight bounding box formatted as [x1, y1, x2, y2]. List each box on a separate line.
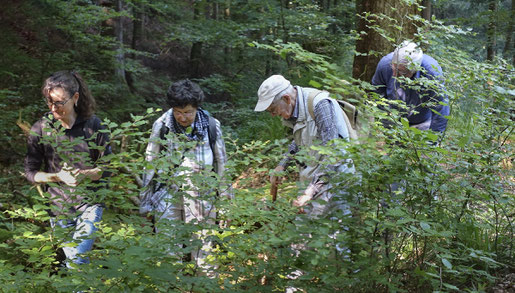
[503, 0, 514, 65]
[190, 1, 204, 78]
[486, 0, 497, 61]
[114, 0, 127, 84]
[422, 0, 432, 21]
[126, 0, 145, 92]
[352, 0, 419, 83]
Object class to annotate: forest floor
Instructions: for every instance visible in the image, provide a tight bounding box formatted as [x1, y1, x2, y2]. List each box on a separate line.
[489, 273, 515, 293]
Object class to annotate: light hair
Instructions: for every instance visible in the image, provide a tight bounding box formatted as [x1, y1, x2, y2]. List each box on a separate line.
[392, 41, 423, 67]
[272, 84, 295, 104]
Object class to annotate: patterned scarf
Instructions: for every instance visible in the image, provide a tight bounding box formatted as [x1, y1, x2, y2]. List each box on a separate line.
[166, 108, 210, 142]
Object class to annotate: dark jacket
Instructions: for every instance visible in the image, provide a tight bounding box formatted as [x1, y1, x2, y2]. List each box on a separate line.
[24, 113, 111, 213]
[371, 53, 450, 132]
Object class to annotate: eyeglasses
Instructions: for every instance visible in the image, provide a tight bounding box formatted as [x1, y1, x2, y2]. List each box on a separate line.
[173, 110, 196, 117]
[266, 94, 285, 115]
[45, 95, 74, 108]
[266, 101, 279, 115]
[391, 63, 413, 77]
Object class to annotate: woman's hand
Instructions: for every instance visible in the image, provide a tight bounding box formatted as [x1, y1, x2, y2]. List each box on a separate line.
[56, 163, 80, 187]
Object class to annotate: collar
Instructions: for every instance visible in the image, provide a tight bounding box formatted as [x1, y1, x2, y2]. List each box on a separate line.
[413, 70, 421, 79]
[72, 115, 88, 128]
[45, 112, 87, 130]
[164, 107, 209, 141]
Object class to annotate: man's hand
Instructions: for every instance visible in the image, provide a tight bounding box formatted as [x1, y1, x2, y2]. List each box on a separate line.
[292, 194, 312, 207]
[292, 183, 318, 207]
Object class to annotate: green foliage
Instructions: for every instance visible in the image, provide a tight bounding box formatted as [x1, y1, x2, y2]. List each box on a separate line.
[0, 0, 513, 292]
[4, 49, 512, 291]
[433, 0, 513, 61]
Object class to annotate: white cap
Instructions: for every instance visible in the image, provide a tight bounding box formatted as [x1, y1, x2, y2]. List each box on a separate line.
[393, 41, 423, 66]
[254, 75, 291, 112]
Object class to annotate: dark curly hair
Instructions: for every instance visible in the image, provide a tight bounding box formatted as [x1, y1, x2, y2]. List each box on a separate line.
[42, 70, 96, 118]
[166, 79, 205, 108]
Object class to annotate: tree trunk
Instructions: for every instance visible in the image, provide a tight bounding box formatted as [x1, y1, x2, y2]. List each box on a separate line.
[190, 3, 203, 77]
[114, 0, 126, 83]
[329, 0, 339, 34]
[126, 2, 145, 92]
[352, 0, 418, 83]
[224, 1, 231, 66]
[422, 0, 432, 21]
[503, 0, 514, 63]
[487, 0, 497, 61]
[131, 3, 144, 52]
[279, 0, 289, 43]
[212, 1, 219, 20]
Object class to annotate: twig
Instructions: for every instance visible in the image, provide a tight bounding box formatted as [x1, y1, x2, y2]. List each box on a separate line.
[119, 165, 143, 188]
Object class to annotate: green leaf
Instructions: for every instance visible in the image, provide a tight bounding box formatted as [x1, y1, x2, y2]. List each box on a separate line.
[426, 132, 438, 141]
[401, 118, 410, 128]
[442, 258, 452, 269]
[443, 283, 459, 291]
[458, 136, 469, 148]
[387, 208, 407, 217]
[411, 127, 422, 135]
[420, 222, 431, 231]
[62, 242, 78, 248]
[309, 80, 322, 88]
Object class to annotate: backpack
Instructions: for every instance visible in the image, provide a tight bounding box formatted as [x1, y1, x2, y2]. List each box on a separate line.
[159, 110, 218, 153]
[307, 90, 359, 140]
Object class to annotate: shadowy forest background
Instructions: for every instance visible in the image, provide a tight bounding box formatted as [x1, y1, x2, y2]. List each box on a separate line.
[0, 0, 513, 292]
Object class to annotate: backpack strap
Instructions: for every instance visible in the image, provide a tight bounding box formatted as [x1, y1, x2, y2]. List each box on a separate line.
[337, 101, 359, 140]
[159, 121, 169, 141]
[307, 89, 323, 120]
[307, 89, 359, 140]
[207, 116, 217, 154]
[337, 100, 358, 130]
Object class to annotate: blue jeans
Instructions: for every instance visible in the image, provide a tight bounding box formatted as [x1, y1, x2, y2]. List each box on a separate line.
[51, 204, 103, 268]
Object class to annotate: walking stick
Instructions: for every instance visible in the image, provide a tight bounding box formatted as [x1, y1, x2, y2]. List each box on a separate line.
[270, 178, 278, 202]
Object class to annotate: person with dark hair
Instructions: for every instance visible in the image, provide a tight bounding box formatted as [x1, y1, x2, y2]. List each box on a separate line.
[24, 70, 111, 268]
[140, 79, 230, 275]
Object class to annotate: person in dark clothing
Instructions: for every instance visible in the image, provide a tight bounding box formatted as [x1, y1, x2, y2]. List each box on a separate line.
[24, 70, 111, 268]
[372, 41, 450, 133]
